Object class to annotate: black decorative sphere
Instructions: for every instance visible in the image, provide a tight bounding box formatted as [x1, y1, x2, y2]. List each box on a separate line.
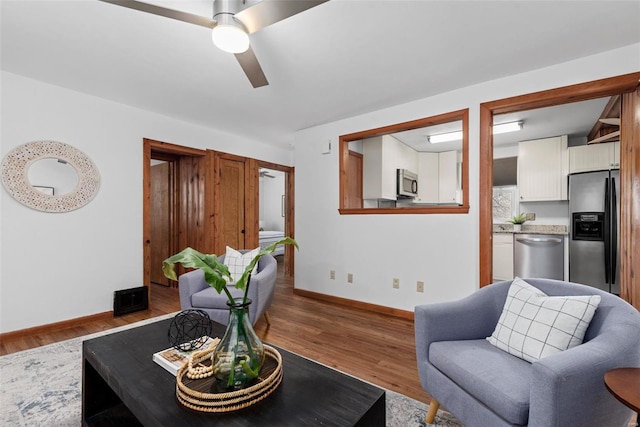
[168, 309, 213, 351]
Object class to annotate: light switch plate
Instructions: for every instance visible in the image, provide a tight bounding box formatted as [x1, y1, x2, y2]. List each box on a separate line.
[320, 140, 332, 154]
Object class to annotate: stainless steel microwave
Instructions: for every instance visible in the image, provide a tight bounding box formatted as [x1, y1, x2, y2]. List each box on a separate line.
[397, 169, 418, 198]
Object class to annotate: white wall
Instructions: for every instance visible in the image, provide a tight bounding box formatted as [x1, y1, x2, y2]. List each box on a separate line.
[0, 71, 293, 333]
[293, 44, 640, 312]
[259, 171, 285, 231]
[519, 201, 569, 227]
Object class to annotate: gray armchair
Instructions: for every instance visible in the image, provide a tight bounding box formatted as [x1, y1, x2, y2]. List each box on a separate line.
[415, 278, 640, 427]
[178, 253, 277, 326]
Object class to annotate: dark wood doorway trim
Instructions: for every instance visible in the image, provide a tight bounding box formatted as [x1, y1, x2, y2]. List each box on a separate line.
[149, 152, 179, 287]
[338, 109, 470, 215]
[144, 140, 297, 306]
[255, 160, 296, 278]
[143, 139, 208, 303]
[479, 72, 640, 309]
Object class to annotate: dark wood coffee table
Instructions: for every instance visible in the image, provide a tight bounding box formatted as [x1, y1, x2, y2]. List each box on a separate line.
[82, 318, 385, 426]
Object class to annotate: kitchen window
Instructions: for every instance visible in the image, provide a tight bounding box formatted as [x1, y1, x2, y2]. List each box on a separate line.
[493, 186, 518, 222]
[338, 109, 470, 215]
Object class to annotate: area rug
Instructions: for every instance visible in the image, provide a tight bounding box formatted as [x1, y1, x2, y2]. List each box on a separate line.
[0, 314, 462, 426]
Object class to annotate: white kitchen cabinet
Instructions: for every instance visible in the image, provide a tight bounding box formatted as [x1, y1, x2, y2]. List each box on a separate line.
[363, 135, 417, 200]
[568, 141, 619, 173]
[415, 152, 439, 203]
[438, 150, 460, 204]
[414, 150, 461, 204]
[493, 233, 514, 282]
[612, 141, 620, 167]
[518, 135, 568, 202]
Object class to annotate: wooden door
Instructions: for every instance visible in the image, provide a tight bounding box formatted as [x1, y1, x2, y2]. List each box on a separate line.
[219, 157, 245, 250]
[150, 161, 173, 286]
[346, 150, 363, 208]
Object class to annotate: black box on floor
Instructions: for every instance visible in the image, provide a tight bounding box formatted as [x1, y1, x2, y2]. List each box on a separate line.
[113, 286, 148, 317]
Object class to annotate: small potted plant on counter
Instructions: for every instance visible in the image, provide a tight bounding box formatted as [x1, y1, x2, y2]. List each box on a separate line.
[507, 213, 527, 231]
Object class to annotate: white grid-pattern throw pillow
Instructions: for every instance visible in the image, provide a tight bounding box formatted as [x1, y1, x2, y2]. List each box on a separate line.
[487, 277, 601, 363]
[223, 246, 260, 282]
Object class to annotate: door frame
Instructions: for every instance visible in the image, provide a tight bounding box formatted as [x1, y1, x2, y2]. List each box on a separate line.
[144, 139, 297, 296]
[143, 139, 209, 302]
[479, 72, 640, 309]
[212, 154, 295, 277]
[255, 160, 296, 278]
[149, 152, 179, 287]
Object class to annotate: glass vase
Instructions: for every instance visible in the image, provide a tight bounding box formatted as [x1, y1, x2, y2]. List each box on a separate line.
[212, 298, 265, 390]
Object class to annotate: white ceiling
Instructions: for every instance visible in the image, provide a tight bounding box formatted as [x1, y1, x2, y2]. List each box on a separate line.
[391, 96, 612, 153]
[2, 1, 639, 150]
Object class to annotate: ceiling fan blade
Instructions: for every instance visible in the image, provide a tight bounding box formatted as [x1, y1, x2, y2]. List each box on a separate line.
[587, 130, 620, 145]
[598, 118, 621, 126]
[98, 0, 216, 29]
[236, 0, 329, 34]
[235, 46, 269, 88]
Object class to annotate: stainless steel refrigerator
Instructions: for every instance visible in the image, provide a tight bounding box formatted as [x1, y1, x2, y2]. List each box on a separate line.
[568, 170, 619, 294]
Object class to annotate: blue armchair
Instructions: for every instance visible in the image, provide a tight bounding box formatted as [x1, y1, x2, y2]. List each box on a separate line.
[178, 253, 278, 326]
[415, 278, 640, 427]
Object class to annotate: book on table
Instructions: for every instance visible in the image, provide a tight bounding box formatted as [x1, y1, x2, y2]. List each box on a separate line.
[152, 336, 217, 376]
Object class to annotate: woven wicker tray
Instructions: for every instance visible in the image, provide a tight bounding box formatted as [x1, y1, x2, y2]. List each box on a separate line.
[176, 344, 283, 413]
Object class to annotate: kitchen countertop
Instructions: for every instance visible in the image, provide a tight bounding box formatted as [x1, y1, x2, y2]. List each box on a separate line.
[493, 224, 568, 235]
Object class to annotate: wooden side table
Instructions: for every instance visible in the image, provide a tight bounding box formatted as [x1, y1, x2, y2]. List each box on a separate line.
[604, 368, 640, 426]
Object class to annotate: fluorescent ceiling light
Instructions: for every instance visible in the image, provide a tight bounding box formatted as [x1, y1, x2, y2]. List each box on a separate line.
[493, 121, 523, 134]
[212, 15, 250, 54]
[428, 120, 523, 144]
[428, 131, 463, 144]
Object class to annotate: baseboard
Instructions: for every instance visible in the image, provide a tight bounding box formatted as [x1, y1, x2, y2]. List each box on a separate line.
[293, 289, 414, 320]
[0, 311, 114, 341]
[1, 292, 414, 340]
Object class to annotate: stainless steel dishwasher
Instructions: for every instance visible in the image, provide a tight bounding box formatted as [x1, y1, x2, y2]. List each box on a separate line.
[514, 234, 565, 280]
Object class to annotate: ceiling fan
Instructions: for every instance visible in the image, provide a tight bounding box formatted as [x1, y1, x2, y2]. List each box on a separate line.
[98, 0, 328, 88]
[259, 168, 275, 178]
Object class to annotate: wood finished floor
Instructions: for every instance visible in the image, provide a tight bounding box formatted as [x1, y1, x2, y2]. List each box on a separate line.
[0, 260, 432, 405]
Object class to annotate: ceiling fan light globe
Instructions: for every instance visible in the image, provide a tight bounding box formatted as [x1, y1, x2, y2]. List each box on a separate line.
[212, 25, 250, 54]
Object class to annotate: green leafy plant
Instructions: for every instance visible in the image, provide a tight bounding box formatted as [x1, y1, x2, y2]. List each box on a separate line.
[162, 237, 298, 305]
[507, 213, 528, 225]
[163, 237, 298, 389]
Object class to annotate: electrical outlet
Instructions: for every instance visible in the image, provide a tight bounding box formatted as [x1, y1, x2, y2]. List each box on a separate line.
[330, 270, 335, 280]
[417, 281, 424, 293]
[393, 278, 400, 289]
[347, 273, 353, 283]
[524, 212, 536, 221]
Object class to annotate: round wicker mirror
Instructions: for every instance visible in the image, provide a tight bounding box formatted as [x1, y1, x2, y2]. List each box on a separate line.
[1, 140, 100, 212]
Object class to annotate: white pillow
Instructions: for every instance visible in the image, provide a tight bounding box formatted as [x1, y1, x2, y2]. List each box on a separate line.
[487, 277, 601, 363]
[223, 246, 260, 282]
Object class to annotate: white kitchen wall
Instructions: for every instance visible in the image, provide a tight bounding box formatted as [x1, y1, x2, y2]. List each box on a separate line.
[493, 144, 518, 159]
[0, 71, 293, 333]
[293, 43, 640, 312]
[519, 201, 569, 226]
